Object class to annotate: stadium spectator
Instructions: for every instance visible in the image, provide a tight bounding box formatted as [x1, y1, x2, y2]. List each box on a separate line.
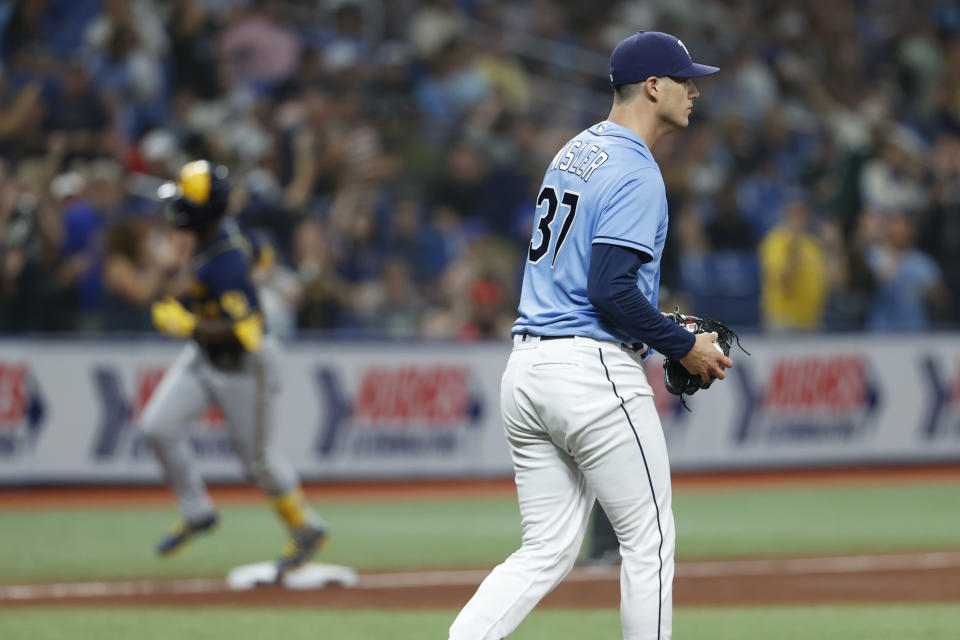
[293, 217, 347, 332]
[0, 158, 72, 332]
[101, 217, 181, 331]
[866, 211, 949, 332]
[379, 191, 448, 285]
[821, 217, 875, 331]
[84, 0, 168, 138]
[361, 257, 423, 338]
[759, 199, 828, 331]
[217, 0, 301, 91]
[859, 131, 929, 215]
[250, 235, 302, 340]
[706, 181, 756, 251]
[168, 0, 222, 100]
[0, 72, 46, 162]
[0, 0, 957, 337]
[52, 168, 105, 331]
[920, 134, 960, 319]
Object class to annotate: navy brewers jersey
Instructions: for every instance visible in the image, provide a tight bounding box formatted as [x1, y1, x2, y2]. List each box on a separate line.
[182, 219, 263, 325]
[512, 121, 668, 345]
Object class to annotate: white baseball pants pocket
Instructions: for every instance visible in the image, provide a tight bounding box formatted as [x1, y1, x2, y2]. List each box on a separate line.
[449, 336, 675, 640]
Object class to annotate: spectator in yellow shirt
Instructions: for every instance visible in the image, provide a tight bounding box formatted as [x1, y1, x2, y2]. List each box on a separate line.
[759, 199, 827, 331]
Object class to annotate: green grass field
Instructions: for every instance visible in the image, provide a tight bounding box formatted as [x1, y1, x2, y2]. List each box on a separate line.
[2, 605, 959, 640]
[2, 482, 959, 582]
[2, 480, 959, 639]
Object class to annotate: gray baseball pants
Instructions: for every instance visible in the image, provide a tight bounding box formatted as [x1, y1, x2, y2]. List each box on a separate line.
[139, 336, 299, 522]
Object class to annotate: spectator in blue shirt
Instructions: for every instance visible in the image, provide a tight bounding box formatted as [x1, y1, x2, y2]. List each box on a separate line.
[867, 212, 949, 331]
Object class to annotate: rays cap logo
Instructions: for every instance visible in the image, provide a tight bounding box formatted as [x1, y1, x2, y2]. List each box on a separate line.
[609, 31, 719, 86]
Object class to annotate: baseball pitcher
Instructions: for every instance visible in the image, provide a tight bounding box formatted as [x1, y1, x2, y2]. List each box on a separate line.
[142, 160, 326, 576]
[449, 32, 732, 640]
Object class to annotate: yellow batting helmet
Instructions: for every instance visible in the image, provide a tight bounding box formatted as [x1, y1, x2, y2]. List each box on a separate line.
[157, 160, 230, 231]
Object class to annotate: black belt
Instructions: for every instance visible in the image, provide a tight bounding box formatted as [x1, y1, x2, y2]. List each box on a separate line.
[519, 333, 648, 355]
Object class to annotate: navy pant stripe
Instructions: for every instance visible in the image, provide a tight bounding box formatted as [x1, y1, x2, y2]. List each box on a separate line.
[598, 348, 663, 640]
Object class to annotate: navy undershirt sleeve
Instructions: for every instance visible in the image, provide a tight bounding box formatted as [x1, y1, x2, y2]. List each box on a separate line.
[587, 243, 696, 360]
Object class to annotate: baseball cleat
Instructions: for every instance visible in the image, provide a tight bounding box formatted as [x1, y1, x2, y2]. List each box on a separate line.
[155, 513, 219, 556]
[275, 524, 327, 575]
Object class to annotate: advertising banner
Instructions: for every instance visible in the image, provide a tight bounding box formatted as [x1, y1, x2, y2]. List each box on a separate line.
[651, 335, 960, 469]
[0, 340, 511, 483]
[1, 335, 959, 483]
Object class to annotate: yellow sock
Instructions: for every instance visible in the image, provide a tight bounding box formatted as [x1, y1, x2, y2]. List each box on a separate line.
[270, 489, 309, 530]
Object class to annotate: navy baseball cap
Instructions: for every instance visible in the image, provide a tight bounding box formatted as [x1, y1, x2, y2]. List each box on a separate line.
[609, 31, 719, 86]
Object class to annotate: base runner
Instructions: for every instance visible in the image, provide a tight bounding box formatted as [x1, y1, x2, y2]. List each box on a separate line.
[142, 160, 327, 576]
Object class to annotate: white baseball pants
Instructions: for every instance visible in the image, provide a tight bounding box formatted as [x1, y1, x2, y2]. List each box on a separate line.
[449, 335, 675, 640]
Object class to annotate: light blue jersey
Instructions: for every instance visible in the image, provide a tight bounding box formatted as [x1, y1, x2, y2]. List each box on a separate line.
[512, 121, 668, 345]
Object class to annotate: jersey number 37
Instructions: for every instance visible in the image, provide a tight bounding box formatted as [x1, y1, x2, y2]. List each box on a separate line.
[528, 186, 581, 267]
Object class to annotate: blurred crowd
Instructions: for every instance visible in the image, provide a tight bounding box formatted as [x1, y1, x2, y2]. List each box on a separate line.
[0, 0, 958, 339]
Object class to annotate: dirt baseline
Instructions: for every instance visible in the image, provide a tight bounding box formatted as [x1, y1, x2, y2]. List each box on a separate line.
[4, 553, 959, 609]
